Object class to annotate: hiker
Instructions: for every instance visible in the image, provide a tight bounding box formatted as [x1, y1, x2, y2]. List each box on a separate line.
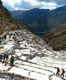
[56, 67, 60, 76]
[0, 54, 2, 62]
[5, 54, 8, 60]
[10, 55, 14, 65]
[4, 54, 8, 65]
[60, 68, 65, 79]
[2, 54, 6, 63]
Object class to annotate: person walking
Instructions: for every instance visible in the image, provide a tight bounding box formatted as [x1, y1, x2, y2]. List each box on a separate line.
[5, 54, 8, 61]
[0, 54, 2, 62]
[2, 54, 6, 63]
[5, 54, 8, 65]
[56, 67, 60, 76]
[60, 68, 65, 79]
[10, 55, 14, 65]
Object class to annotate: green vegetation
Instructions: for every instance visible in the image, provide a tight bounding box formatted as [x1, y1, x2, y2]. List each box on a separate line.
[0, 0, 27, 35]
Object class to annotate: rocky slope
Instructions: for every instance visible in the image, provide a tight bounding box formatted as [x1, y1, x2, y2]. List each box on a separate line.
[48, 6, 66, 29]
[0, 0, 25, 35]
[0, 0, 49, 56]
[44, 6, 66, 51]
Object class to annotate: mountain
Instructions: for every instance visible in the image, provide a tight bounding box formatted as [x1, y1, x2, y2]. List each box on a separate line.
[48, 6, 66, 29]
[45, 6, 66, 51]
[11, 6, 66, 51]
[0, 0, 48, 52]
[11, 10, 25, 18]
[11, 8, 49, 36]
[0, 0, 27, 35]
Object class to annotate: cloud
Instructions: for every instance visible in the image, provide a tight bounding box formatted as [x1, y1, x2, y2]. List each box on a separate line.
[15, 0, 42, 10]
[15, 0, 57, 10]
[2, 0, 22, 9]
[40, 2, 57, 10]
[24, 0, 40, 6]
[37, 0, 66, 5]
[2, 0, 63, 11]
[15, 1, 33, 9]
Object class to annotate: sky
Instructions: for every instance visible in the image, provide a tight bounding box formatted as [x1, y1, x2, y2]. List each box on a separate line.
[2, 0, 64, 11]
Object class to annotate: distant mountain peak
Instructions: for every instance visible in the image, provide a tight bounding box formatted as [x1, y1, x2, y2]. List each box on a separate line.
[29, 8, 49, 12]
[31, 8, 39, 10]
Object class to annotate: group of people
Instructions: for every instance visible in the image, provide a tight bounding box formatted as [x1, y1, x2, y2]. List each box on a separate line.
[56, 67, 65, 79]
[0, 54, 14, 66]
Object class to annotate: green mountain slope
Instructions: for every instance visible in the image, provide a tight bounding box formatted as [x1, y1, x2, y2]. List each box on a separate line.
[45, 6, 66, 51]
[0, 0, 26, 35]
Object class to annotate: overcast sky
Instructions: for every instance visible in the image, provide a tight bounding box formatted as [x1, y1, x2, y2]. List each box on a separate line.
[2, 0, 64, 11]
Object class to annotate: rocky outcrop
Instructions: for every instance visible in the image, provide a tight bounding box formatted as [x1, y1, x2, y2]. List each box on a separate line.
[0, 0, 24, 35]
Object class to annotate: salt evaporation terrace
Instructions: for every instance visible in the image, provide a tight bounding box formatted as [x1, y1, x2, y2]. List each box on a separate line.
[0, 30, 66, 80]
